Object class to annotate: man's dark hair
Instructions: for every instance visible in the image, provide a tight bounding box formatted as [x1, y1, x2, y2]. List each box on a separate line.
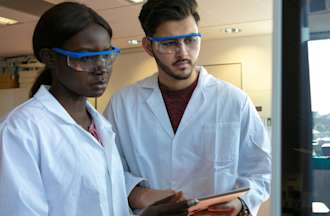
[138, 0, 200, 37]
[30, 2, 112, 97]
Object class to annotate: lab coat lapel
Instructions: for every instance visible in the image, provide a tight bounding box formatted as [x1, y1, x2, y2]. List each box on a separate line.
[100, 128, 115, 215]
[144, 75, 174, 138]
[176, 68, 209, 135]
[34, 85, 81, 125]
[88, 104, 129, 215]
[100, 125, 129, 215]
[86, 103, 114, 179]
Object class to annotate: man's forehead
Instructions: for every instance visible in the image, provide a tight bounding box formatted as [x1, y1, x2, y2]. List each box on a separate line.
[153, 16, 199, 37]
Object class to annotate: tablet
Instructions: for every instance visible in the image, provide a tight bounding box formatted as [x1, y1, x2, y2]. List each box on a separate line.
[188, 187, 250, 213]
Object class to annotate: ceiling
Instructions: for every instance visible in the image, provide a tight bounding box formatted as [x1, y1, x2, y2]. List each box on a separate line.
[0, 0, 273, 56]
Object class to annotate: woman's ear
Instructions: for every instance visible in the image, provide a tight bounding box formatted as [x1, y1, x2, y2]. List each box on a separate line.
[39, 48, 57, 67]
[142, 37, 154, 57]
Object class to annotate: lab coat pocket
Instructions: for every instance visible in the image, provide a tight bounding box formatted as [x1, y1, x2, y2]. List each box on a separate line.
[202, 122, 240, 165]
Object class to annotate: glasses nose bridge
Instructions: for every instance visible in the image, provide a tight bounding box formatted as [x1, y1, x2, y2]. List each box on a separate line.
[175, 38, 189, 53]
[91, 56, 108, 72]
[94, 55, 107, 65]
[177, 38, 186, 46]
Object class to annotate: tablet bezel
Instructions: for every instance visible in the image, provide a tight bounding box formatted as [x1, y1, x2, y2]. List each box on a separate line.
[188, 187, 250, 213]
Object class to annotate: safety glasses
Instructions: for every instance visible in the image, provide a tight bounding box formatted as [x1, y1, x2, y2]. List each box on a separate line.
[52, 47, 121, 72]
[148, 33, 202, 54]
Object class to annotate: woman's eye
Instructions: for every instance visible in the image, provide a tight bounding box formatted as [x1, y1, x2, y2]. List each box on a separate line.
[79, 57, 90, 62]
[160, 40, 178, 47]
[80, 56, 97, 63]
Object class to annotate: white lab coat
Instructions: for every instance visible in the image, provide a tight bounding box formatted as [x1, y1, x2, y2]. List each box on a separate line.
[105, 67, 271, 216]
[0, 86, 131, 216]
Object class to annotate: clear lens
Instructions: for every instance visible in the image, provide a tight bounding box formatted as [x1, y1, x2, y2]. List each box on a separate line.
[67, 53, 118, 72]
[155, 36, 201, 54]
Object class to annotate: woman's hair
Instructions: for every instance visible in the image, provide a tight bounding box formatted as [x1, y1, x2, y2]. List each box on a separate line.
[30, 2, 112, 97]
[138, 0, 200, 37]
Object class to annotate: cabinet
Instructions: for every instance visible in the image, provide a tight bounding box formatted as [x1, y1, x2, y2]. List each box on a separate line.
[0, 88, 30, 119]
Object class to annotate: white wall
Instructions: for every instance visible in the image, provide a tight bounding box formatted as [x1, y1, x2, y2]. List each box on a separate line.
[197, 34, 272, 121]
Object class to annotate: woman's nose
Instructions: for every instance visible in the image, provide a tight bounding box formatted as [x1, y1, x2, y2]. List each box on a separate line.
[94, 58, 108, 72]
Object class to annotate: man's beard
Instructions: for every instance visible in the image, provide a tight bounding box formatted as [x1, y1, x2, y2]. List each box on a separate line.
[154, 55, 195, 80]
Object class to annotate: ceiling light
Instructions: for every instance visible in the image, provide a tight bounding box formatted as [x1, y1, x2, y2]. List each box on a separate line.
[0, 16, 18, 25]
[128, 39, 141, 46]
[127, 0, 145, 3]
[224, 27, 241, 33]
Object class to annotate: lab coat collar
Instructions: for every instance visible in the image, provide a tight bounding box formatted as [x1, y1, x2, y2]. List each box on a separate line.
[34, 85, 112, 132]
[34, 85, 77, 125]
[85, 102, 115, 148]
[86, 102, 113, 134]
[139, 66, 217, 137]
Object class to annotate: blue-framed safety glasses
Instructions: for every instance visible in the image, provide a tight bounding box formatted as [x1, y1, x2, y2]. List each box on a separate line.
[148, 33, 202, 54]
[52, 47, 121, 72]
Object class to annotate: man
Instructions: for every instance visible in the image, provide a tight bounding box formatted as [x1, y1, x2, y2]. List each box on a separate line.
[104, 0, 271, 215]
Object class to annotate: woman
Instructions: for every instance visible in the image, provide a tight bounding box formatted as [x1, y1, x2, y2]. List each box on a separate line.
[0, 2, 194, 215]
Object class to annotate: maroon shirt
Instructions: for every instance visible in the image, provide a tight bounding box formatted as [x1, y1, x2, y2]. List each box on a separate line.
[159, 77, 199, 133]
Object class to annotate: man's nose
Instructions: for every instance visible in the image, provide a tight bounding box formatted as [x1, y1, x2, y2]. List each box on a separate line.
[175, 41, 189, 55]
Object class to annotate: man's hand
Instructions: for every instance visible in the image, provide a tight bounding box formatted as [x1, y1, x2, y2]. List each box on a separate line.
[191, 198, 242, 216]
[142, 193, 197, 216]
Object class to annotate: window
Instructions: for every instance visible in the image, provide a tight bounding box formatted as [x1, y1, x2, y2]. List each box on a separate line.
[275, 0, 330, 214]
[308, 39, 330, 213]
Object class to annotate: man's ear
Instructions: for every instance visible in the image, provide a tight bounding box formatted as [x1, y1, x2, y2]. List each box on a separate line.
[39, 48, 57, 67]
[142, 37, 154, 57]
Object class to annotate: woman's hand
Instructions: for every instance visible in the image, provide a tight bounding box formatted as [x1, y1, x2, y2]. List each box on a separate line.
[129, 186, 180, 209]
[141, 192, 197, 216]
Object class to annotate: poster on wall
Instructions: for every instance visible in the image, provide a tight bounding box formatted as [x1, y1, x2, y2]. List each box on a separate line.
[204, 63, 242, 89]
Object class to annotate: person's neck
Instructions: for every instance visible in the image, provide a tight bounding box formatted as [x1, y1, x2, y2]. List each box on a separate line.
[49, 84, 89, 124]
[158, 68, 199, 91]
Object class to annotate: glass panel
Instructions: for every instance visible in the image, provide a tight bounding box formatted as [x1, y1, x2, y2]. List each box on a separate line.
[308, 0, 330, 213]
[279, 0, 330, 214]
[281, 0, 313, 215]
[308, 39, 330, 213]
